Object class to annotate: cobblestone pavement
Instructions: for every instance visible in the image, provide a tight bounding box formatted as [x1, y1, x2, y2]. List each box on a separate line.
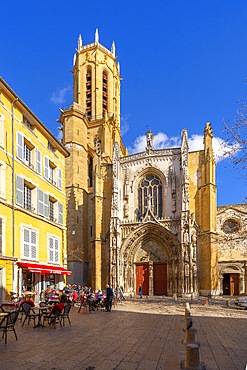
[0, 297, 246, 370]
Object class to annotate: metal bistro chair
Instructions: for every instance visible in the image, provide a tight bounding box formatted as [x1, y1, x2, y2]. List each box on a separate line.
[22, 303, 39, 327]
[42, 307, 62, 329]
[0, 311, 19, 344]
[60, 304, 72, 327]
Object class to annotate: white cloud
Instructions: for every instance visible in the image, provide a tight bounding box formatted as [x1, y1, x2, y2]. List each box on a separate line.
[128, 132, 179, 154]
[57, 129, 63, 142]
[128, 131, 240, 163]
[120, 116, 129, 136]
[50, 86, 71, 105]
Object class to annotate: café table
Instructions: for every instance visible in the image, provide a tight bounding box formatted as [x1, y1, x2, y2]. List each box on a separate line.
[0, 312, 8, 326]
[0, 313, 8, 317]
[33, 306, 49, 328]
[1, 302, 16, 312]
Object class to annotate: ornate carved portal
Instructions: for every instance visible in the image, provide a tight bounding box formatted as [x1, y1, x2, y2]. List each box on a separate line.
[110, 222, 195, 296]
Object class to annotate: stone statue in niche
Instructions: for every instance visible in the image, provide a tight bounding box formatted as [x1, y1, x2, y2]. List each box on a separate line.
[191, 233, 197, 246]
[123, 202, 129, 218]
[184, 262, 189, 277]
[124, 176, 129, 199]
[146, 130, 154, 151]
[183, 228, 189, 245]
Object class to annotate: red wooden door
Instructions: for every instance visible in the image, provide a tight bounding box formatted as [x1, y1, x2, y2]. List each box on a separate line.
[154, 264, 167, 295]
[136, 264, 149, 295]
[230, 273, 239, 295]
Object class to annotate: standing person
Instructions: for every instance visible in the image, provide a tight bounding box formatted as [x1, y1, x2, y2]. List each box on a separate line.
[139, 284, 143, 299]
[105, 284, 114, 312]
[115, 284, 121, 303]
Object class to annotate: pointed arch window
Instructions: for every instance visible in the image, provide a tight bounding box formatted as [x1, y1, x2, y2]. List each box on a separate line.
[137, 174, 162, 221]
[102, 71, 108, 114]
[86, 67, 92, 119]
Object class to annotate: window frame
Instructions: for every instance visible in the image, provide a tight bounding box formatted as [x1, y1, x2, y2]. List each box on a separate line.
[48, 235, 60, 264]
[22, 227, 38, 261]
[137, 174, 163, 220]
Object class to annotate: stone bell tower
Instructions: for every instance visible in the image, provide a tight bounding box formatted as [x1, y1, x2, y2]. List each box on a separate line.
[59, 30, 126, 289]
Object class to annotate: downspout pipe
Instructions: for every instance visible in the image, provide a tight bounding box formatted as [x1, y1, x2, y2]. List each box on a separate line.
[12, 98, 18, 292]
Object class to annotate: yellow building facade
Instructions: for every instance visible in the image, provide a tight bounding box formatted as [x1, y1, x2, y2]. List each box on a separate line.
[60, 31, 219, 297]
[0, 77, 70, 302]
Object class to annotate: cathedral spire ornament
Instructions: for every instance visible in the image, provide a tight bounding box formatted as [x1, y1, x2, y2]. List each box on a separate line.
[111, 41, 116, 57]
[95, 28, 99, 44]
[78, 34, 82, 50]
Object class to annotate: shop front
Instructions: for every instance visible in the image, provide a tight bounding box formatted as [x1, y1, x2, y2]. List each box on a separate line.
[17, 261, 72, 302]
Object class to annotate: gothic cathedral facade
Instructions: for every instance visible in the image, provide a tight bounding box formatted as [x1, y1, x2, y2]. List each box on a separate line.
[60, 31, 219, 297]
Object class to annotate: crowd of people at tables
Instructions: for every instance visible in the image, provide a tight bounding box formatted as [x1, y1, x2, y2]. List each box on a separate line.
[16, 283, 125, 315]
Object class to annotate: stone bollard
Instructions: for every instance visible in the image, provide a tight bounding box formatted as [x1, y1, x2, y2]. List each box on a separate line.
[185, 343, 200, 369]
[173, 293, 178, 301]
[226, 299, 231, 307]
[185, 328, 197, 344]
[185, 303, 191, 319]
[185, 302, 190, 311]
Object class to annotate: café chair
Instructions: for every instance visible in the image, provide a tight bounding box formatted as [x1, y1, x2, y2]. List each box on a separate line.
[22, 303, 39, 327]
[60, 304, 72, 326]
[42, 307, 62, 329]
[39, 301, 49, 313]
[0, 311, 19, 344]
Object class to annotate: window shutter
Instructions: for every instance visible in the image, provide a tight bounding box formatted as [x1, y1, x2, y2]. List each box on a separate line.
[16, 132, 24, 160]
[16, 175, 24, 206]
[36, 149, 42, 174]
[58, 202, 63, 225]
[37, 188, 44, 216]
[30, 230, 37, 260]
[44, 156, 49, 179]
[23, 228, 30, 258]
[54, 238, 59, 263]
[44, 193, 49, 218]
[57, 168, 62, 190]
[48, 237, 54, 262]
[48, 236, 59, 263]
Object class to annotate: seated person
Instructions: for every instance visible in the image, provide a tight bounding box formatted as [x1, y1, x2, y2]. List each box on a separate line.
[50, 300, 65, 315]
[72, 290, 78, 303]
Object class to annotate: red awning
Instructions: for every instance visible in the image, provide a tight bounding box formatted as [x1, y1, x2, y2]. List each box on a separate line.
[17, 261, 72, 276]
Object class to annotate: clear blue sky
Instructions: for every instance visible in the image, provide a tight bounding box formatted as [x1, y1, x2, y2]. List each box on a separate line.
[1, 1, 246, 205]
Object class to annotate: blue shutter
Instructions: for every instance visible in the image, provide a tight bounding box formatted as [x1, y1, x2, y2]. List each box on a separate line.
[16, 175, 24, 206]
[36, 149, 42, 174]
[37, 188, 44, 216]
[44, 193, 49, 218]
[57, 168, 62, 190]
[44, 156, 49, 179]
[58, 202, 63, 225]
[16, 132, 24, 160]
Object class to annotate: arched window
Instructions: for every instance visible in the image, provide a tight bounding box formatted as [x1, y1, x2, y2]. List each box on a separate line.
[102, 71, 108, 114]
[86, 68, 92, 119]
[138, 174, 162, 220]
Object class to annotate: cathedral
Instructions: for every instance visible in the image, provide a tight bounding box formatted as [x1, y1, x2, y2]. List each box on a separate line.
[59, 30, 246, 297]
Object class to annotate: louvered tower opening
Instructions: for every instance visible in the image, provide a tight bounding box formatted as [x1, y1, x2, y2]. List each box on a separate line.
[102, 71, 108, 115]
[86, 68, 92, 119]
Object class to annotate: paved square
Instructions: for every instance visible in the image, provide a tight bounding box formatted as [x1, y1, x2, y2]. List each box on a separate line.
[0, 298, 246, 370]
